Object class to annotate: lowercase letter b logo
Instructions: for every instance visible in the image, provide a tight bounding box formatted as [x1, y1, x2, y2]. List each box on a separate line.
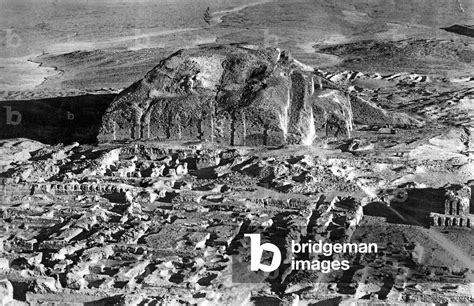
[245, 234, 281, 272]
[4, 106, 22, 125]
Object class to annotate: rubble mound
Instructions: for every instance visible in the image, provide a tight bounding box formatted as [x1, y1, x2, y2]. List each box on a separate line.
[98, 45, 419, 145]
[0, 138, 45, 172]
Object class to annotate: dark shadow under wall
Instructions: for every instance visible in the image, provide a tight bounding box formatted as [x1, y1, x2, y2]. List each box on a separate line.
[0, 94, 115, 144]
[441, 24, 474, 38]
[364, 188, 446, 227]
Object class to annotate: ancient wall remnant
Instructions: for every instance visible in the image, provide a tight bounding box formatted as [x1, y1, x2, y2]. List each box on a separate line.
[31, 183, 133, 195]
[431, 185, 472, 228]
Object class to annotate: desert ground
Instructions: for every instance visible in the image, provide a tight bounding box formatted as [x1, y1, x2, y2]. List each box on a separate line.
[0, 0, 473, 305]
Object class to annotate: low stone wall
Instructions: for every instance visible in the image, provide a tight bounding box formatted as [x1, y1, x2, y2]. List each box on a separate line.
[430, 212, 473, 228]
[31, 183, 133, 195]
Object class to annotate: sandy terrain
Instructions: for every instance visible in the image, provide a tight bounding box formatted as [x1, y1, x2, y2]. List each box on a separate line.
[1, 0, 473, 98]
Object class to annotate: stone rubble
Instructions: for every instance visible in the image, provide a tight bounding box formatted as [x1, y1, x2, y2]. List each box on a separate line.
[0, 137, 472, 304]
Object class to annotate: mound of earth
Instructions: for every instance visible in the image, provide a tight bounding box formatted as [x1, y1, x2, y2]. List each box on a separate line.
[98, 44, 421, 145]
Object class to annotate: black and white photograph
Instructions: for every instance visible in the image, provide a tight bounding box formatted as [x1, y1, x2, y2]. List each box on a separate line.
[0, 0, 473, 304]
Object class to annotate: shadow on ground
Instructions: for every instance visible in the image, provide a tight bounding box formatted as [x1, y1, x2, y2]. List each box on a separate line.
[441, 24, 474, 38]
[364, 188, 446, 227]
[0, 94, 115, 144]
